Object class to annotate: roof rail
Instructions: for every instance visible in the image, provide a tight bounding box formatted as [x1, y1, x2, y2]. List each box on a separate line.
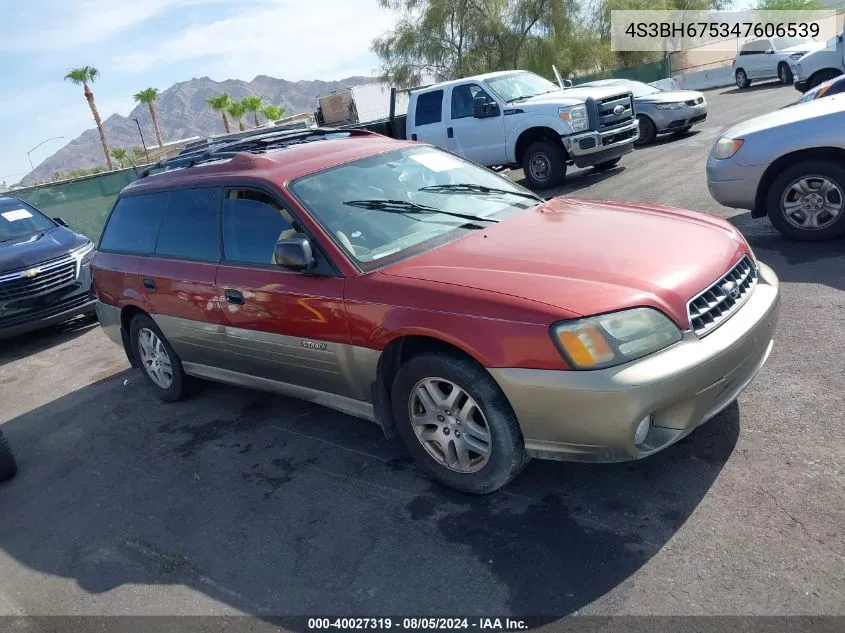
[141, 128, 380, 178]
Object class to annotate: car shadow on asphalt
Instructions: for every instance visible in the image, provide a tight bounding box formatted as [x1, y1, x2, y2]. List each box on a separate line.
[719, 81, 787, 96]
[0, 369, 740, 621]
[519, 166, 626, 198]
[0, 314, 99, 369]
[638, 129, 702, 148]
[728, 212, 845, 291]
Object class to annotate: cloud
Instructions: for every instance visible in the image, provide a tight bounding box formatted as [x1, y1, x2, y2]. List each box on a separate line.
[111, 0, 393, 80]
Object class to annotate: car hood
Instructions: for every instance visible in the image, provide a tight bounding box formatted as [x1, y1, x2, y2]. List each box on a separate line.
[381, 197, 748, 328]
[516, 85, 632, 106]
[638, 90, 703, 104]
[721, 92, 845, 138]
[0, 226, 88, 272]
[781, 41, 827, 54]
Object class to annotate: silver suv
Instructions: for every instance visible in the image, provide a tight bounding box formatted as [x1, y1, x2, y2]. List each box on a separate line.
[706, 93, 845, 240]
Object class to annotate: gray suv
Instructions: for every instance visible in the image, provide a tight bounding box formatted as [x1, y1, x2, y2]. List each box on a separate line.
[707, 93, 845, 240]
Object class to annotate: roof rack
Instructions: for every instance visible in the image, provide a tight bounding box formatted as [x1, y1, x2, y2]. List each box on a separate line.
[141, 128, 379, 178]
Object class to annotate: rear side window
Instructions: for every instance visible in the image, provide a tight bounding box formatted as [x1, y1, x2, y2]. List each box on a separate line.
[415, 90, 444, 126]
[222, 189, 296, 266]
[100, 193, 167, 254]
[155, 187, 220, 261]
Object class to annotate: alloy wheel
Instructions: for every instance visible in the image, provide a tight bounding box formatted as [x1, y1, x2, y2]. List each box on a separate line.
[781, 175, 843, 231]
[137, 327, 174, 389]
[408, 377, 492, 473]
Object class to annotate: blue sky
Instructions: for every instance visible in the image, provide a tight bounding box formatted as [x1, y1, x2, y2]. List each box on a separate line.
[0, 0, 396, 185]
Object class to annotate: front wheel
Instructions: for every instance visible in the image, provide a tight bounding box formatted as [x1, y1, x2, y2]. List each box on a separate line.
[635, 115, 656, 145]
[593, 158, 621, 172]
[521, 140, 567, 190]
[778, 63, 793, 85]
[0, 429, 17, 483]
[391, 352, 528, 494]
[766, 160, 845, 241]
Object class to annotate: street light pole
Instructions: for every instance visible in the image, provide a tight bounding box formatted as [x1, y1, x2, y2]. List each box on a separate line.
[27, 136, 65, 173]
[132, 118, 150, 163]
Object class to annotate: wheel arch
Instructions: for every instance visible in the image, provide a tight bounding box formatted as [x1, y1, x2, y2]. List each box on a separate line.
[514, 126, 568, 166]
[753, 147, 845, 218]
[808, 68, 842, 90]
[119, 303, 150, 368]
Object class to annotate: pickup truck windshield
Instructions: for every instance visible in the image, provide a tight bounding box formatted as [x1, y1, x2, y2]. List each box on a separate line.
[290, 146, 540, 266]
[0, 199, 54, 243]
[484, 72, 560, 103]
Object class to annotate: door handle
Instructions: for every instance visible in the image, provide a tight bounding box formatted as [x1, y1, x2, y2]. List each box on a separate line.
[142, 278, 157, 290]
[447, 127, 454, 138]
[224, 289, 245, 305]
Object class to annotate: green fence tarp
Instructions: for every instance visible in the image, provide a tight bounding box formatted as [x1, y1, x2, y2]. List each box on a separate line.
[12, 169, 140, 241]
[576, 59, 670, 86]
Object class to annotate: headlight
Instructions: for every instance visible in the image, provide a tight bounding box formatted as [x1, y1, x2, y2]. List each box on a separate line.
[712, 137, 744, 159]
[71, 242, 95, 267]
[551, 308, 682, 370]
[560, 105, 588, 132]
[655, 102, 685, 110]
[789, 51, 806, 60]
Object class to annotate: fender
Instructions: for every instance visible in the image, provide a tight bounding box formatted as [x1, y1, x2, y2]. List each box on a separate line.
[505, 115, 574, 164]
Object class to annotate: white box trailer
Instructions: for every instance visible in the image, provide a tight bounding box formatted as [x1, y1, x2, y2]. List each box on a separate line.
[349, 83, 409, 123]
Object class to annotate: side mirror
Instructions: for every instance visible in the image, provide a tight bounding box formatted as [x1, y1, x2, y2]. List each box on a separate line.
[765, 48, 774, 54]
[562, 79, 573, 88]
[274, 237, 316, 271]
[472, 97, 500, 118]
[53, 217, 68, 227]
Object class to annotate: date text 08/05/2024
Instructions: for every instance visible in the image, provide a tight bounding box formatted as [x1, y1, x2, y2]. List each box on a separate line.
[307, 618, 529, 630]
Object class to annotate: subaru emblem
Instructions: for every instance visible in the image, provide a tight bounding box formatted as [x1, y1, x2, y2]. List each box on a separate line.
[613, 104, 625, 115]
[721, 280, 740, 299]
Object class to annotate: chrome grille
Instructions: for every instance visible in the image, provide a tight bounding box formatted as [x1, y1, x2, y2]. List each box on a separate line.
[0, 255, 77, 303]
[597, 93, 635, 131]
[687, 256, 757, 336]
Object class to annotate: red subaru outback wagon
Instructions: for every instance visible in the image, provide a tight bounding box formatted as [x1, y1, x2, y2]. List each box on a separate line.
[93, 129, 780, 493]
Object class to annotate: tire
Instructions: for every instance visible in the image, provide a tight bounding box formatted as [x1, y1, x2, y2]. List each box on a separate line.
[778, 63, 793, 85]
[593, 158, 621, 172]
[635, 115, 656, 146]
[521, 140, 567, 189]
[0, 429, 17, 483]
[129, 313, 190, 402]
[808, 70, 841, 91]
[735, 69, 750, 89]
[766, 160, 845, 241]
[390, 351, 528, 494]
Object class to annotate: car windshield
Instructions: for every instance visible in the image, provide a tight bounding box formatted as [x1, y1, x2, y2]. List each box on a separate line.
[0, 198, 55, 243]
[773, 37, 812, 50]
[289, 146, 541, 265]
[484, 71, 560, 103]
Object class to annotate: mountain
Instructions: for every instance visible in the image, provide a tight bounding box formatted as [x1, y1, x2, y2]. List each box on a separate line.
[19, 74, 374, 185]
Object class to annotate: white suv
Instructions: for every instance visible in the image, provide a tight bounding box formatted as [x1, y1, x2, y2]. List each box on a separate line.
[733, 37, 825, 89]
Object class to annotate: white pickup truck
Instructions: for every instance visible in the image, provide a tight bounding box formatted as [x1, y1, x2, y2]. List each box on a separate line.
[794, 29, 844, 93]
[404, 70, 639, 189]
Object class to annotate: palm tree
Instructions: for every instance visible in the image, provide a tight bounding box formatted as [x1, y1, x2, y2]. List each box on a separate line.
[207, 93, 232, 133]
[226, 100, 247, 131]
[64, 66, 113, 170]
[110, 147, 129, 168]
[242, 95, 264, 127]
[133, 87, 164, 148]
[261, 104, 286, 124]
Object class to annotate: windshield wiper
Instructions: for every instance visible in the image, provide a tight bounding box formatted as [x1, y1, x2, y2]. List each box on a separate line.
[419, 183, 542, 202]
[343, 199, 500, 224]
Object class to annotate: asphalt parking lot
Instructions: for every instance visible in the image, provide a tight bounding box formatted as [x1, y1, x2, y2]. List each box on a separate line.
[1, 80, 843, 620]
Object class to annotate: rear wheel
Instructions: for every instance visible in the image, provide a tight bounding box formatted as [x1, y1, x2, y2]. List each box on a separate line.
[521, 140, 567, 189]
[766, 160, 845, 241]
[593, 158, 621, 172]
[391, 351, 528, 494]
[778, 63, 793, 85]
[635, 115, 656, 145]
[735, 69, 751, 89]
[129, 314, 190, 402]
[0, 429, 17, 483]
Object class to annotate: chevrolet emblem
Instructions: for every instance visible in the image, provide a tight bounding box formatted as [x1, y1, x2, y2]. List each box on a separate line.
[22, 268, 40, 279]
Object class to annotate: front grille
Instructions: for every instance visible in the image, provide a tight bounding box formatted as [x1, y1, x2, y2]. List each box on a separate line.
[0, 292, 92, 328]
[689, 113, 707, 124]
[601, 128, 637, 146]
[0, 255, 77, 303]
[596, 93, 635, 131]
[687, 256, 757, 336]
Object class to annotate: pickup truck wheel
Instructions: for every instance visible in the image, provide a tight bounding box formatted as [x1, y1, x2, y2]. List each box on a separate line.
[635, 115, 656, 145]
[778, 63, 793, 85]
[521, 140, 567, 189]
[129, 314, 190, 402]
[0, 429, 17, 483]
[391, 352, 528, 494]
[767, 160, 845, 241]
[735, 69, 750, 89]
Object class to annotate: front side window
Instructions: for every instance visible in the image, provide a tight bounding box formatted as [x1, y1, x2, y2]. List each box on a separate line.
[289, 146, 541, 268]
[621, 80, 660, 97]
[0, 198, 55, 243]
[415, 90, 444, 126]
[222, 189, 297, 265]
[485, 71, 559, 103]
[450, 84, 494, 119]
[100, 192, 167, 254]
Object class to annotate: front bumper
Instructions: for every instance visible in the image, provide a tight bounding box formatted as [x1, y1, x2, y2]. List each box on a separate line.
[489, 261, 780, 462]
[651, 103, 708, 132]
[794, 79, 809, 93]
[565, 121, 639, 167]
[705, 156, 764, 211]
